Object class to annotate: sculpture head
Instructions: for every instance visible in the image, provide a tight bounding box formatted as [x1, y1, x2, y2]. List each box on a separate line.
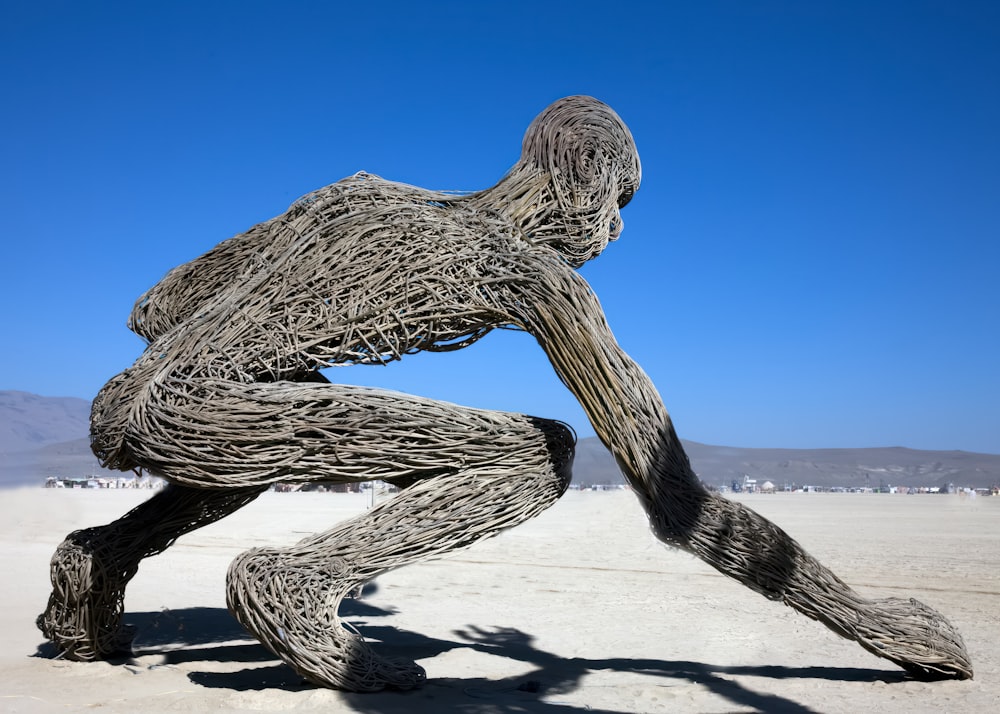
[518, 95, 642, 267]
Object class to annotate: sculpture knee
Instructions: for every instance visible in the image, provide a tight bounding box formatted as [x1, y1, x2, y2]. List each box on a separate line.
[532, 417, 575, 493]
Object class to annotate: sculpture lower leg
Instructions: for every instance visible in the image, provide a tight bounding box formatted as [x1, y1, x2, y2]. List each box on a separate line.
[635, 476, 972, 679]
[227, 420, 573, 692]
[38, 483, 265, 660]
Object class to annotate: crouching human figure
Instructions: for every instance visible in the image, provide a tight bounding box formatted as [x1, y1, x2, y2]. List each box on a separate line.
[39, 96, 972, 690]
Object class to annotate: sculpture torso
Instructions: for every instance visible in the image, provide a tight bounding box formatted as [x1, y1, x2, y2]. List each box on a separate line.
[127, 173, 539, 379]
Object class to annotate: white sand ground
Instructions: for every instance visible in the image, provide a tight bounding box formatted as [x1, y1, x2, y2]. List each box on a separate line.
[1, 487, 997, 713]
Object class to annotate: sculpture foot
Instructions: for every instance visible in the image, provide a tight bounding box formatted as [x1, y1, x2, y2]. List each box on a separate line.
[37, 528, 136, 661]
[227, 548, 426, 692]
[856, 597, 973, 680]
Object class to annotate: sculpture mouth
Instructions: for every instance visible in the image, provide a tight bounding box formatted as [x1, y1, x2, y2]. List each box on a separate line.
[617, 185, 635, 209]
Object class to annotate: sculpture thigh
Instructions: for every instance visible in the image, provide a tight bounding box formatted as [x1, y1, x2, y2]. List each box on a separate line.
[123, 377, 573, 489]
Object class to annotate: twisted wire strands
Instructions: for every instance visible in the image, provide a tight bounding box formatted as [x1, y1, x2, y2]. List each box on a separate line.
[39, 96, 972, 690]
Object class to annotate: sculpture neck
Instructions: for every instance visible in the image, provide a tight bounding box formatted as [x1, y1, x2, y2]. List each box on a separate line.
[469, 166, 556, 246]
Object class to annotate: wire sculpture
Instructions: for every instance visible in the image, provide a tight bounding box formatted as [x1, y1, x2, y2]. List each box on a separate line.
[38, 96, 973, 690]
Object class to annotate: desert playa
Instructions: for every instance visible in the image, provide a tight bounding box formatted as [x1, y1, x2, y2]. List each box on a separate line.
[2, 487, 998, 713]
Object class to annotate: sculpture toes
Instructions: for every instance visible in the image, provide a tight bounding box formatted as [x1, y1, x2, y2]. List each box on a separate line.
[37, 592, 135, 661]
[326, 640, 426, 692]
[227, 549, 422, 692]
[861, 597, 973, 680]
[38, 532, 133, 661]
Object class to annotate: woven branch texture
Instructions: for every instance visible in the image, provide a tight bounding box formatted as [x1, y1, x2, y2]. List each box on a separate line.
[39, 96, 972, 689]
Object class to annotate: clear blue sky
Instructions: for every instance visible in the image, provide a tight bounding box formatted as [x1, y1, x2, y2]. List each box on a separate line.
[2, 1, 997, 453]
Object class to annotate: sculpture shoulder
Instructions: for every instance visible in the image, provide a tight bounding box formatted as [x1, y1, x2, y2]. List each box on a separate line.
[126, 173, 477, 342]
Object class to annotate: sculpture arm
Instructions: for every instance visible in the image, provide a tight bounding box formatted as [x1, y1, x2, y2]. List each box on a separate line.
[508, 260, 972, 679]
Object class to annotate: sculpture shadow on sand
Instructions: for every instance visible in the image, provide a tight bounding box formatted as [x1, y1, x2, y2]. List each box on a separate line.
[38, 595, 909, 714]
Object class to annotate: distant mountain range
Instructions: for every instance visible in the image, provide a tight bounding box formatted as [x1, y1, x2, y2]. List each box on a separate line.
[2, 390, 998, 490]
[574, 438, 1000, 491]
[0, 391, 98, 487]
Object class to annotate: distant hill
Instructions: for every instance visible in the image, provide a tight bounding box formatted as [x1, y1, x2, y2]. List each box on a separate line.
[0, 391, 100, 487]
[2, 390, 999, 490]
[573, 437, 1000, 492]
[0, 391, 91, 453]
